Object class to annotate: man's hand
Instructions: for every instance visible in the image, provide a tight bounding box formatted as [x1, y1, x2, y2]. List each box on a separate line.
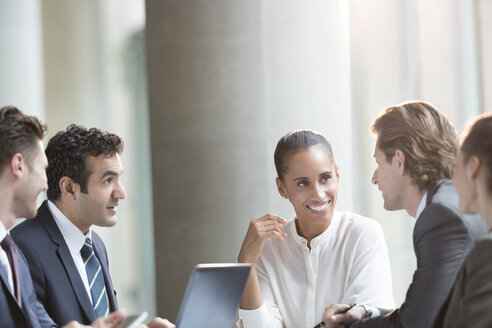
[321, 304, 366, 327]
[147, 317, 176, 328]
[61, 310, 128, 328]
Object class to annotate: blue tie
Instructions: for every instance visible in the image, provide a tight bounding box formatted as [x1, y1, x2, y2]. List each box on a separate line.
[80, 237, 109, 318]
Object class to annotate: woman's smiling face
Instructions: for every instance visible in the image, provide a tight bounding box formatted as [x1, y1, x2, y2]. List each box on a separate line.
[276, 144, 339, 231]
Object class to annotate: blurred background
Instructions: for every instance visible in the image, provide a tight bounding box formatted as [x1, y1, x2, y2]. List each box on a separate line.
[1, 0, 491, 321]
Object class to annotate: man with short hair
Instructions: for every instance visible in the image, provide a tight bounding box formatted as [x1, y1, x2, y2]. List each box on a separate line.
[322, 101, 486, 328]
[12, 124, 174, 328]
[0, 106, 125, 328]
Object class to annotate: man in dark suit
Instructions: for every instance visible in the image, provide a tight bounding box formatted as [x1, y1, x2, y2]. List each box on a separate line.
[0, 106, 126, 328]
[321, 101, 485, 328]
[11, 124, 174, 328]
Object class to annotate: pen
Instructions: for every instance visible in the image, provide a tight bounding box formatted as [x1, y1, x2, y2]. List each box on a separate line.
[312, 303, 357, 328]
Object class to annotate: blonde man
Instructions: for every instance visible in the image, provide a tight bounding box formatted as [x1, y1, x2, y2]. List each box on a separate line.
[322, 101, 486, 328]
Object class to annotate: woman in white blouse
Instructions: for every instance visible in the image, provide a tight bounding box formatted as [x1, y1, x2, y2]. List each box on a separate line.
[237, 130, 394, 328]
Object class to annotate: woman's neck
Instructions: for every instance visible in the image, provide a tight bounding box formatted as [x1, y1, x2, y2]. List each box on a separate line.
[479, 193, 492, 231]
[294, 217, 331, 249]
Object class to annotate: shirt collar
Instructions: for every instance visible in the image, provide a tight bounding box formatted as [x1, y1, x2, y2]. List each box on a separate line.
[290, 210, 342, 248]
[47, 200, 92, 254]
[0, 221, 7, 243]
[415, 192, 428, 220]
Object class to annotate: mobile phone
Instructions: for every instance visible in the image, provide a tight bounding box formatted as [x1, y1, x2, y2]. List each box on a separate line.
[119, 311, 148, 328]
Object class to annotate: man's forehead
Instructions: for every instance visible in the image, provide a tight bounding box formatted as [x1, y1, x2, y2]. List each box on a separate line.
[86, 154, 123, 172]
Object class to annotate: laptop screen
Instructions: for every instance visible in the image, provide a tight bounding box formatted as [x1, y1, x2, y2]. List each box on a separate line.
[175, 263, 251, 328]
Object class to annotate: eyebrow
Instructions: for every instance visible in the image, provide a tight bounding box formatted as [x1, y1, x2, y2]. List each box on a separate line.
[293, 171, 333, 182]
[99, 170, 121, 181]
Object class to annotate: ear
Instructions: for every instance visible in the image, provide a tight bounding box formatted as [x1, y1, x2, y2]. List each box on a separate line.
[59, 176, 78, 200]
[276, 177, 288, 199]
[9, 153, 26, 178]
[467, 155, 481, 181]
[393, 149, 406, 173]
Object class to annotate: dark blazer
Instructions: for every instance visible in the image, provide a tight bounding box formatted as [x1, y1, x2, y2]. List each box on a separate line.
[351, 179, 486, 328]
[11, 201, 118, 326]
[433, 231, 492, 328]
[0, 242, 56, 328]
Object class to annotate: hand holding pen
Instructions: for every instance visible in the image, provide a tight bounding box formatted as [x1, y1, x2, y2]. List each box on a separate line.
[313, 303, 356, 328]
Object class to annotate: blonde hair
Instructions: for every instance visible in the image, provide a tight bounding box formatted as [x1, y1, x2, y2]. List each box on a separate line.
[371, 101, 458, 191]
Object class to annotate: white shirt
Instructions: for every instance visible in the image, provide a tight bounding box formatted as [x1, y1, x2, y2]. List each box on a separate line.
[0, 221, 14, 294]
[47, 200, 94, 304]
[238, 210, 394, 328]
[416, 192, 428, 220]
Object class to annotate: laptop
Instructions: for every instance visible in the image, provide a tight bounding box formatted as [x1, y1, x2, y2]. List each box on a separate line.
[175, 263, 251, 328]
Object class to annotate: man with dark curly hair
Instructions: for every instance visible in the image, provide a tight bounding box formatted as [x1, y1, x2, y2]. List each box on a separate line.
[321, 101, 486, 328]
[0, 106, 126, 328]
[11, 124, 174, 328]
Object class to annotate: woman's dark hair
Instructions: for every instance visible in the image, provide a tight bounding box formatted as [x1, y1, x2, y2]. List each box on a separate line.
[274, 130, 336, 180]
[46, 124, 124, 201]
[460, 113, 492, 193]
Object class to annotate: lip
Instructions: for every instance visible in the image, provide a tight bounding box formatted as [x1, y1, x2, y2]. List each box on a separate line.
[107, 205, 118, 213]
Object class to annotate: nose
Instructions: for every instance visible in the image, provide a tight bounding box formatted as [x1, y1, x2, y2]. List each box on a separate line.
[313, 182, 325, 200]
[42, 173, 48, 191]
[371, 170, 377, 185]
[113, 181, 127, 200]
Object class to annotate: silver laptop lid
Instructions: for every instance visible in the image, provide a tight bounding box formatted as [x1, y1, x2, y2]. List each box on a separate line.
[175, 263, 251, 328]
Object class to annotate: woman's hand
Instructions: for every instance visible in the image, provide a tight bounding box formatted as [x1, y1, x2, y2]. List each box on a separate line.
[238, 214, 287, 263]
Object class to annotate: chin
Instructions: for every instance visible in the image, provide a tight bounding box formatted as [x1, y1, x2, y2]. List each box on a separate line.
[25, 206, 39, 219]
[106, 216, 118, 227]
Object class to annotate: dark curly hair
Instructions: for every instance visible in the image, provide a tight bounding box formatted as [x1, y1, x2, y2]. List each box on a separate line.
[0, 106, 47, 170]
[46, 124, 124, 201]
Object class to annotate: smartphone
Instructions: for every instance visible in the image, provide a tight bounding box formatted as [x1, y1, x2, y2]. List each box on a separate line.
[119, 311, 148, 328]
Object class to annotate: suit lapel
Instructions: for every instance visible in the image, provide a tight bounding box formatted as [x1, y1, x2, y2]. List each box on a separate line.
[1, 249, 31, 326]
[37, 202, 97, 322]
[0, 264, 15, 301]
[426, 179, 446, 206]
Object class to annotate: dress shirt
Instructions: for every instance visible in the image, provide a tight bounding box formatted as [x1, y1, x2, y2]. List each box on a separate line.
[0, 222, 13, 293]
[415, 192, 428, 220]
[47, 200, 94, 303]
[238, 210, 394, 328]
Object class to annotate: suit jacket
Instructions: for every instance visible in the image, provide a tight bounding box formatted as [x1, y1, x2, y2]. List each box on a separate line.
[0, 243, 56, 328]
[11, 201, 118, 326]
[433, 230, 492, 328]
[352, 179, 486, 328]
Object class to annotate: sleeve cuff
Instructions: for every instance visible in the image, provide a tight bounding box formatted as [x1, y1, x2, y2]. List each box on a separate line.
[360, 305, 380, 317]
[238, 302, 272, 327]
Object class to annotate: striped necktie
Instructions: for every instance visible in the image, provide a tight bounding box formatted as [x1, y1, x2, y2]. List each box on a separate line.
[80, 237, 109, 318]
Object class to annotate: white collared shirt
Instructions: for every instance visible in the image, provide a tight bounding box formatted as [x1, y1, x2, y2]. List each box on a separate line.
[47, 200, 94, 304]
[0, 222, 13, 293]
[238, 210, 394, 328]
[416, 192, 428, 220]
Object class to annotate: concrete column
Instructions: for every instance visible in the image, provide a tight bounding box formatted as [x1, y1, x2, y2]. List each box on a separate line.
[145, 0, 352, 319]
[0, 0, 44, 117]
